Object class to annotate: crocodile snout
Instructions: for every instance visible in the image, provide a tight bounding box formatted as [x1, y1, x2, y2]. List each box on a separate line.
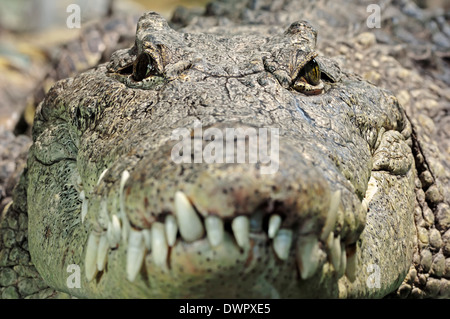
[81, 121, 366, 297]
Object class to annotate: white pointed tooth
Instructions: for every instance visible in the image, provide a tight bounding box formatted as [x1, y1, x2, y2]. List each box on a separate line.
[107, 214, 121, 248]
[97, 168, 109, 185]
[337, 242, 347, 278]
[165, 215, 178, 247]
[85, 231, 100, 282]
[268, 214, 282, 239]
[231, 216, 250, 248]
[120, 170, 130, 192]
[327, 233, 341, 272]
[142, 229, 152, 250]
[174, 191, 204, 242]
[81, 200, 89, 224]
[126, 228, 145, 282]
[345, 245, 357, 282]
[321, 190, 341, 241]
[151, 222, 168, 268]
[273, 229, 293, 260]
[205, 215, 224, 247]
[296, 235, 320, 280]
[119, 170, 130, 217]
[96, 233, 109, 271]
[119, 170, 130, 244]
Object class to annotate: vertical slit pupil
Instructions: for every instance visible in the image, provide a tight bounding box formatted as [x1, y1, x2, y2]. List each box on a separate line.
[133, 53, 152, 81]
[300, 58, 321, 86]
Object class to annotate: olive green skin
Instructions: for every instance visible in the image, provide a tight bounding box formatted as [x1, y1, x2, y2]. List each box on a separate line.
[21, 12, 418, 298]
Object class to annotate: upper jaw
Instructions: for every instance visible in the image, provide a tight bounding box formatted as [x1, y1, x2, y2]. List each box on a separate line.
[80, 123, 367, 297]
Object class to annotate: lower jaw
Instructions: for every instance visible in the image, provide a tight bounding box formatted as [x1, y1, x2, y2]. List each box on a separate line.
[76, 229, 356, 298]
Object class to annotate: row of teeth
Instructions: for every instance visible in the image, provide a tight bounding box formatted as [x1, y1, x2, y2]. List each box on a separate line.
[84, 171, 358, 284]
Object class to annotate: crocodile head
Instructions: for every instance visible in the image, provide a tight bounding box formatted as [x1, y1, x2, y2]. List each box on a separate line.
[27, 12, 416, 298]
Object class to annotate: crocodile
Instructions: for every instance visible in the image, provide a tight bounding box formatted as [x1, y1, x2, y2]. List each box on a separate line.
[0, 1, 449, 298]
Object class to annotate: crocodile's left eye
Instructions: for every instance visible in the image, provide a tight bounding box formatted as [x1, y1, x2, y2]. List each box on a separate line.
[300, 58, 320, 86]
[133, 53, 158, 81]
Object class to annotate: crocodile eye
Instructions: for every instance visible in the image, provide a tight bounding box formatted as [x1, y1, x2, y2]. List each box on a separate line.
[300, 58, 320, 86]
[133, 53, 157, 81]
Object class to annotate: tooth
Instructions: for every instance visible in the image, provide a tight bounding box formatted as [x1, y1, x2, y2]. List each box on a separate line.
[327, 233, 341, 272]
[126, 228, 145, 282]
[273, 229, 293, 260]
[107, 214, 121, 248]
[268, 214, 282, 239]
[96, 233, 108, 271]
[120, 170, 130, 192]
[85, 231, 100, 282]
[120, 170, 130, 217]
[174, 191, 204, 242]
[151, 222, 168, 268]
[345, 245, 357, 282]
[81, 199, 89, 224]
[97, 168, 109, 185]
[142, 229, 152, 250]
[296, 235, 320, 280]
[320, 190, 340, 241]
[120, 170, 130, 244]
[80, 191, 88, 224]
[337, 242, 347, 278]
[165, 215, 178, 247]
[231, 216, 250, 248]
[205, 215, 224, 247]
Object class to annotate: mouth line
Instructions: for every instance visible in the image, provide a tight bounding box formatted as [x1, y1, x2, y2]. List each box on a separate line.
[83, 170, 362, 287]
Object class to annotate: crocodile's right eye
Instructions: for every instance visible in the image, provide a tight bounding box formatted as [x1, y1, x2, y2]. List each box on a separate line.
[300, 58, 320, 86]
[133, 53, 158, 81]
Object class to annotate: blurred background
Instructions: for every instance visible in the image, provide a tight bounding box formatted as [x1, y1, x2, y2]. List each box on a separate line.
[0, 0, 209, 31]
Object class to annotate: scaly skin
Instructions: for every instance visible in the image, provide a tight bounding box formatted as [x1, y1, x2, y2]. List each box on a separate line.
[17, 12, 417, 298]
[177, 0, 450, 298]
[1, 1, 449, 298]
